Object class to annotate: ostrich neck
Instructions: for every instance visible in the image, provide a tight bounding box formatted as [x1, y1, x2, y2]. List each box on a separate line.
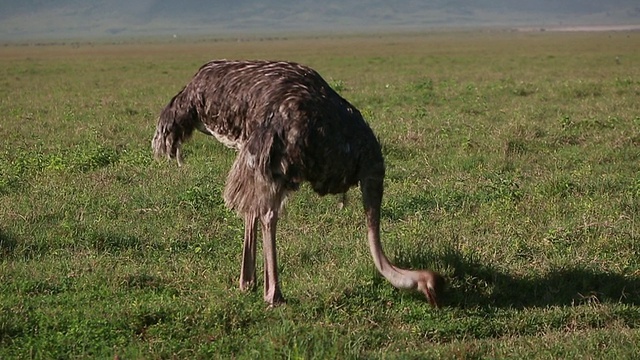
[366, 209, 418, 290]
[362, 176, 418, 290]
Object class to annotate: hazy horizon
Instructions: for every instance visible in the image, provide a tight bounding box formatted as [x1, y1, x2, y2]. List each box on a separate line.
[1, 0, 639, 41]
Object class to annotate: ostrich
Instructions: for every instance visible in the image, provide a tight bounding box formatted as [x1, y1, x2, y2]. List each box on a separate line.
[152, 60, 444, 306]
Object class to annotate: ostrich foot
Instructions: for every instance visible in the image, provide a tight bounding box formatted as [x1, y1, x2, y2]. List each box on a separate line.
[239, 279, 255, 292]
[265, 288, 286, 306]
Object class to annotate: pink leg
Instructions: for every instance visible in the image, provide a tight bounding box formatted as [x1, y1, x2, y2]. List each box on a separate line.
[239, 214, 257, 291]
[261, 208, 285, 305]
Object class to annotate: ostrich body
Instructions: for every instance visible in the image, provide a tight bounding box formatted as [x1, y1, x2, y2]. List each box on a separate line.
[152, 60, 443, 306]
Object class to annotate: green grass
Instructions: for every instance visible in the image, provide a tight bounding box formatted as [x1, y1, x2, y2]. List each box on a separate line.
[1, 31, 640, 359]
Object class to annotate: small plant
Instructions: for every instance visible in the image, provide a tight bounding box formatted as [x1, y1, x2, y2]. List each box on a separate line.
[329, 78, 346, 93]
[511, 81, 536, 97]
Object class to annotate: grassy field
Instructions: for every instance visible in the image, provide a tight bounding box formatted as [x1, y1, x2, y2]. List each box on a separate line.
[1, 31, 639, 359]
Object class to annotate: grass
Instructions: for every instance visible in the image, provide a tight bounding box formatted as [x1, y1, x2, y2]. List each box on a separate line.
[1, 31, 639, 358]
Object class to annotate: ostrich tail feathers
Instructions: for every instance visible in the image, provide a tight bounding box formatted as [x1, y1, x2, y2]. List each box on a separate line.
[151, 90, 196, 165]
[151, 119, 170, 159]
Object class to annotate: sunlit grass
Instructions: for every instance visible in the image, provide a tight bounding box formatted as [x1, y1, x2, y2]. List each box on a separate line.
[1, 31, 639, 358]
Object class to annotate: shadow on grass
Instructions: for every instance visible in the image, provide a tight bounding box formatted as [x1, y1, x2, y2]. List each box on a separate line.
[0, 228, 18, 257]
[396, 246, 640, 309]
[0, 227, 157, 259]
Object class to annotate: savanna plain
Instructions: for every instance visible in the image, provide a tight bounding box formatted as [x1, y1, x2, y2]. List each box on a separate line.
[1, 31, 639, 359]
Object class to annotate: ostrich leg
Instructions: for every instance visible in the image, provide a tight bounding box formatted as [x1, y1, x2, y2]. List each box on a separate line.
[261, 207, 285, 305]
[239, 214, 257, 291]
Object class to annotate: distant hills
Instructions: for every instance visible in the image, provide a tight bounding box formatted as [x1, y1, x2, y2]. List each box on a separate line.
[1, 0, 638, 41]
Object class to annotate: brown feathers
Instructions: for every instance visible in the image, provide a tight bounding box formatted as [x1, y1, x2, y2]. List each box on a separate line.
[152, 60, 377, 197]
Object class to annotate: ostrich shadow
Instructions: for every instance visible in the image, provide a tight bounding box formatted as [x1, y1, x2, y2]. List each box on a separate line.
[0, 228, 18, 257]
[379, 189, 639, 309]
[394, 246, 640, 309]
[0, 227, 149, 259]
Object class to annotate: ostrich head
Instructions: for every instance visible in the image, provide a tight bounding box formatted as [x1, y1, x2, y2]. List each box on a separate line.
[416, 270, 445, 308]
